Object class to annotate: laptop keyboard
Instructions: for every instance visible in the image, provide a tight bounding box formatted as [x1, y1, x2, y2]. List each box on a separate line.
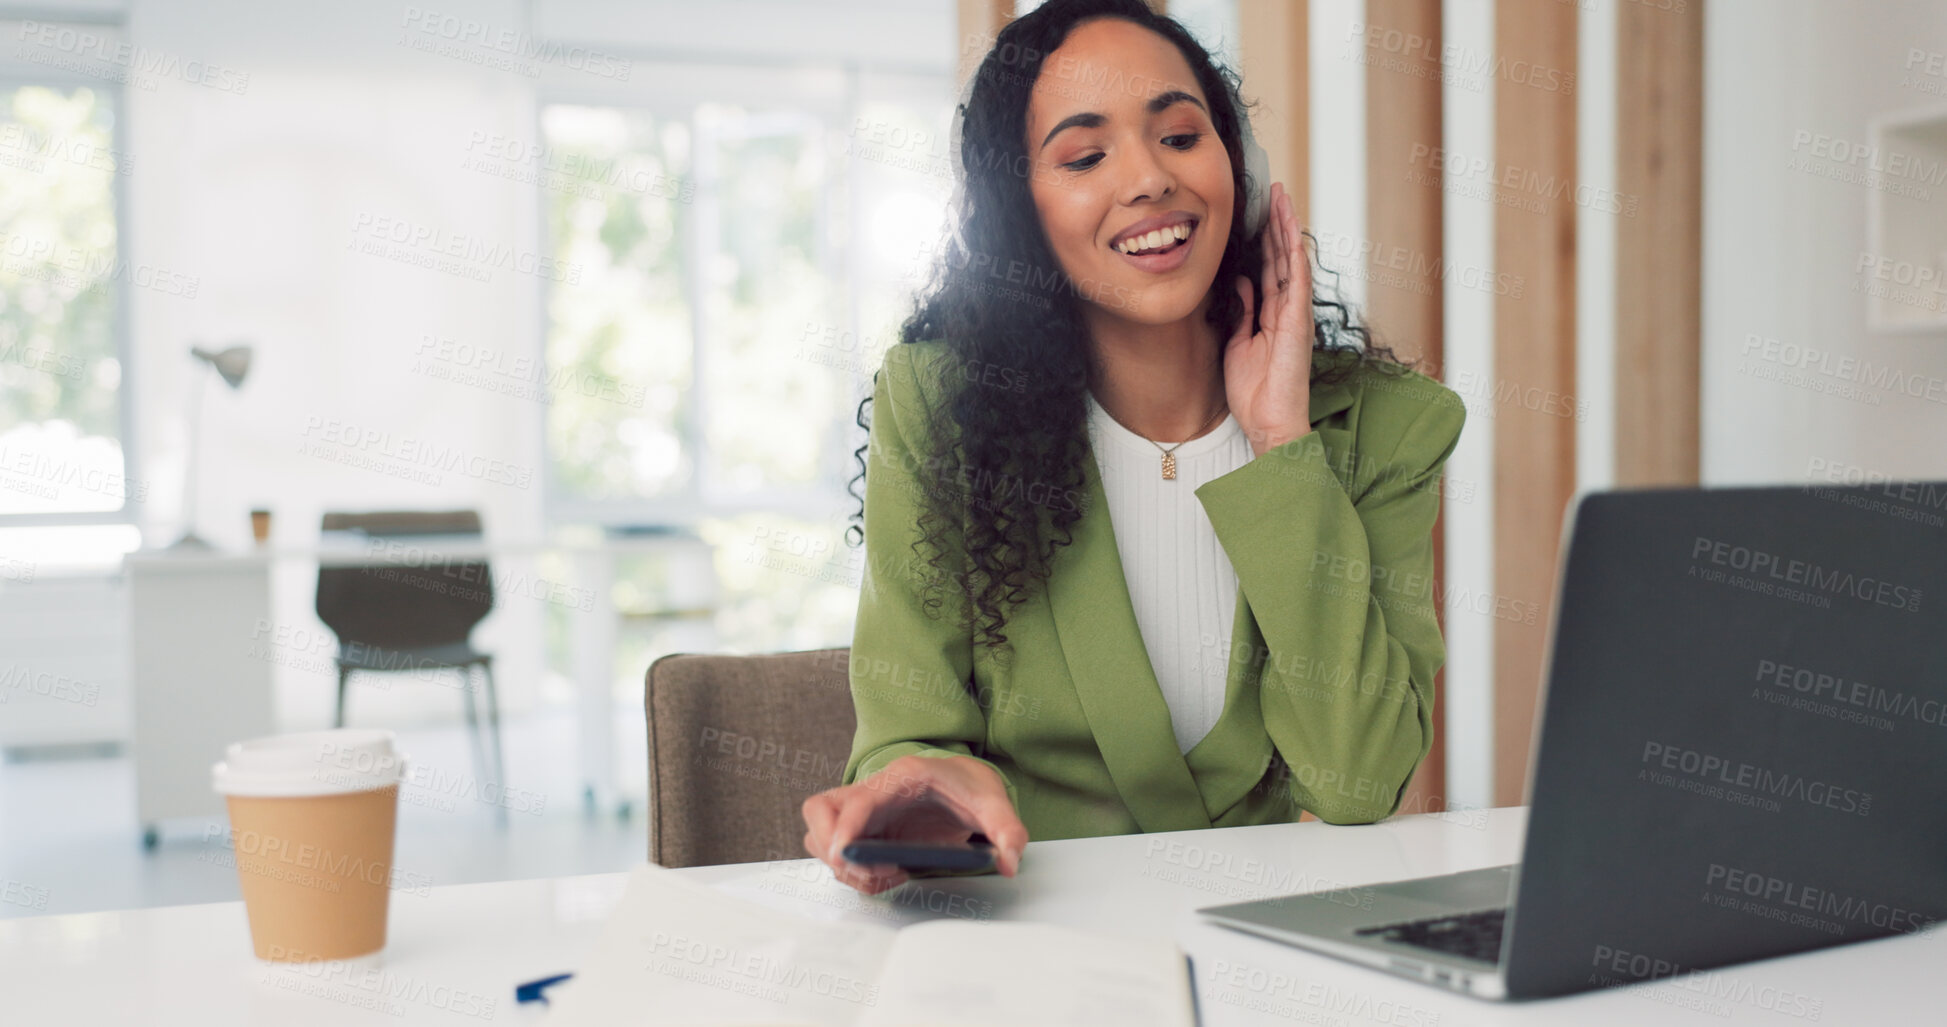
[1355, 907, 1507, 964]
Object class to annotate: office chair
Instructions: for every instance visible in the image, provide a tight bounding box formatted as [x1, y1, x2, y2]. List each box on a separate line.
[316, 510, 505, 821]
[644, 648, 855, 868]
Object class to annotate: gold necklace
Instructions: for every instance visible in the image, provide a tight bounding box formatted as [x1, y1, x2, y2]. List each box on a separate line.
[1145, 402, 1229, 480]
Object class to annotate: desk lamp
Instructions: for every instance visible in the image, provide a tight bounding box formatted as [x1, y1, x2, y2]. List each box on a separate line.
[170, 342, 252, 550]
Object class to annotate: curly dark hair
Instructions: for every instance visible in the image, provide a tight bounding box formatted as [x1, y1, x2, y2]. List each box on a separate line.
[845, 0, 1409, 655]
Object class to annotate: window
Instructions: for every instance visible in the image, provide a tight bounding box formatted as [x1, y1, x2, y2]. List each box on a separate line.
[540, 105, 696, 508]
[0, 79, 134, 524]
[536, 68, 953, 654]
[540, 100, 852, 519]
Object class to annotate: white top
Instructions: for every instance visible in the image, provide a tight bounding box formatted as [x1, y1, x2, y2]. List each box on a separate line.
[1085, 391, 1256, 753]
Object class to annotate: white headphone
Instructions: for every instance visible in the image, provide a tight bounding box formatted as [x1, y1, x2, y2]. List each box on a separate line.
[1234, 83, 1273, 239]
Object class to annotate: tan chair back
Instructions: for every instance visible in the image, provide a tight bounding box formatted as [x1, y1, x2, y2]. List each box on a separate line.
[644, 648, 855, 868]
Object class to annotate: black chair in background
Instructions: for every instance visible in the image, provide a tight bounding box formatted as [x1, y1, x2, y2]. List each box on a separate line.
[315, 510, 506, 819]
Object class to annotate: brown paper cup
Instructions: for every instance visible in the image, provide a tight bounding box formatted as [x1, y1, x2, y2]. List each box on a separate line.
[223, 785, 399, 961]
[213, 730, 408, 962]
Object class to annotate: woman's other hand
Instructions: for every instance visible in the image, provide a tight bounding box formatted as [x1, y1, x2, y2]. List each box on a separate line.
[801, 754, 1028, 895]
[1226, 180, 1315, 458]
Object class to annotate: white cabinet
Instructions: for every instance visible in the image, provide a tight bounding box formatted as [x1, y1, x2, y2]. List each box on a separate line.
[125, 552, 275, 839]
[0, 569, 130, 750]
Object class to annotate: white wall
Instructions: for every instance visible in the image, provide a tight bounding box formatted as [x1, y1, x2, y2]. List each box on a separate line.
[115, 0, 545, 728]
[126, 0, 542, 555]
[1309, 0, 1367, 308]
[1576, 0, 1617, 495]
[537, 0, 951, 70]
[75, 0, 951, 729]
[1438, 0, 1498, 812]
[1703, 0, 1947, 486]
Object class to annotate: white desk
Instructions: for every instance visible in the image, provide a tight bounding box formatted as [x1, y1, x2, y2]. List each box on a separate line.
[3, 809, 1940, 1024]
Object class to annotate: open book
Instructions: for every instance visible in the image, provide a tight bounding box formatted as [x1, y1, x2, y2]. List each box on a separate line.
[543, 862, 1197, 1026]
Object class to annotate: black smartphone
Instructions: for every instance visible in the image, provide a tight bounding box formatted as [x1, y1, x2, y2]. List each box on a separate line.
[840, 838, 996, 873]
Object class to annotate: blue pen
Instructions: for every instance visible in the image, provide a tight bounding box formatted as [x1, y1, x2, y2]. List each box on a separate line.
[515, 972, 574, 1004]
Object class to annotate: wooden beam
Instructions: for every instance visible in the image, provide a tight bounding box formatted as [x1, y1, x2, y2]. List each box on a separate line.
[958, 0, 1014, 86]
[1365, 0, 1443, 369]
[1236, 0, 1309, 223]
[1616, 0, 1704, 486]
[1365, 0, 1447, 815]
[1493, 0, 1578, 807]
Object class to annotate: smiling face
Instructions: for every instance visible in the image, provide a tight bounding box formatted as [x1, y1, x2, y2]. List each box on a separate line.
[1024, 17, 1235, 327]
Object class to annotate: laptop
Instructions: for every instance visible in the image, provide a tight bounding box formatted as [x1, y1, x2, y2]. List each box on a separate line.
[1199, 482, 1947, 999]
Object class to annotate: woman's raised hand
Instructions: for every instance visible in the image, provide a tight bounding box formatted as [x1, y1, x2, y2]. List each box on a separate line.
[1224, 181, 1315, 458]
[801, 754, 1028, 895]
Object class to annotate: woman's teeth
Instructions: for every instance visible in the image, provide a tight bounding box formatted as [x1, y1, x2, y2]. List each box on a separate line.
[1116, 223, 1193, 255]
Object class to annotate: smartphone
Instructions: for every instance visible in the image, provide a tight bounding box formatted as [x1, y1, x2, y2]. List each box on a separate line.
[840, 838, 997, 873]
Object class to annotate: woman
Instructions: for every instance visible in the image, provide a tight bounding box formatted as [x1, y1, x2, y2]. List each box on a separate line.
[802, 0, 1465, 896]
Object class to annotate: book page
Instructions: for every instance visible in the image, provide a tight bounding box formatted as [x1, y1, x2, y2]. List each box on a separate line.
[856, 921, 1195, 1027]
[545, 863, 900, 1026]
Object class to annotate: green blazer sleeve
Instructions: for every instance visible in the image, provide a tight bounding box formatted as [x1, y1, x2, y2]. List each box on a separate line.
[839, 344, 1021, 814]
[1192, 369, 1466, 823]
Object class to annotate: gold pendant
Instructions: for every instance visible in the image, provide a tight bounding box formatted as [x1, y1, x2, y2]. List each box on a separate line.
[1161, 452, 1176, 480]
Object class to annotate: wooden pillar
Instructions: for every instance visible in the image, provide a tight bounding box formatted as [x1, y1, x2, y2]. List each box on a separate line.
[1365, 0, 1444, 367]
[958, 0, 1014, 85]
[1365, 0, 1447, 814]
[1493, 0, 1578, 806]
[1237, 0, 1309, 223]
[1616, 0, 1704, 486]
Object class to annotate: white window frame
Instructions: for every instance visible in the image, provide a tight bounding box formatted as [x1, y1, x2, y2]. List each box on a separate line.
[535, 56, 951, 530]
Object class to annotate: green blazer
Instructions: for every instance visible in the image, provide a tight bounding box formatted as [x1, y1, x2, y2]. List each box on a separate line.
[841, 339, 1467, 843]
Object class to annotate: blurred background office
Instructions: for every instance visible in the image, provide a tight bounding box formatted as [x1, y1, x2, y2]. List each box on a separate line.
[5, 0, 1947, 918]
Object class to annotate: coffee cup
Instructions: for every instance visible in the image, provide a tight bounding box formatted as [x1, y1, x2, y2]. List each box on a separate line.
[211, 729, 408, 961]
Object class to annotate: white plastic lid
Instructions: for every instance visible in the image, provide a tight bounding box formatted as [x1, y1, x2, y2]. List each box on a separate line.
[212, 729, 408, 798]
